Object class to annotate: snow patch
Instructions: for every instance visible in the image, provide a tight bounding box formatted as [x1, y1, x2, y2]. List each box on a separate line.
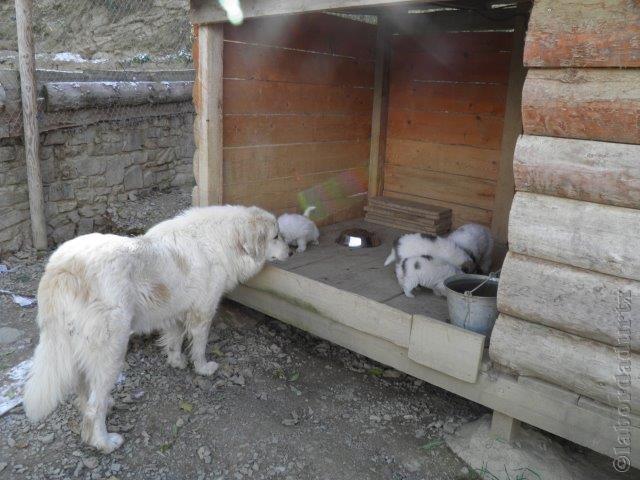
[53, 52, 86, 63]
[0, 358, 32, 416]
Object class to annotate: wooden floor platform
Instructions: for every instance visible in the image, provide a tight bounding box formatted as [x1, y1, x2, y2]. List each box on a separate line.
[277, 218, 449, 319]
[228, 217, 640, 463]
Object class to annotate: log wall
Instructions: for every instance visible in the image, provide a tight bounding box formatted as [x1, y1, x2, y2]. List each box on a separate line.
[382, 31, 514, 228]
[490, 0, 640, 414]
[220, 13, 375, 225]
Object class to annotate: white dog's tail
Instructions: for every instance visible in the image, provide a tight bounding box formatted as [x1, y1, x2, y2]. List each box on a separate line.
[384, 249, 396, 266]
[303, 206, 316, 218]
[23, 326, 76, 422]
[23, 270, 80, 422]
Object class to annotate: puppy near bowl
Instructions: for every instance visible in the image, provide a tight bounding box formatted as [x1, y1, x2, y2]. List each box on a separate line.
[277, 206, 320, 253]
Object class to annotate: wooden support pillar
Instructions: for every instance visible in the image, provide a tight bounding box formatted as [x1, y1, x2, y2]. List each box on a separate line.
[14, 0, 47, 250]
[195, 23, 223, 207]
[367, 17, 390, 198]
[490, 16, 527, 244]
[491, 410, 521, 442]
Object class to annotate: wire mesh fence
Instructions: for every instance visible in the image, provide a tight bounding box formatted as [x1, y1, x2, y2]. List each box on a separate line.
[1, 0, 195, 135]
[0, 0, 198, 253]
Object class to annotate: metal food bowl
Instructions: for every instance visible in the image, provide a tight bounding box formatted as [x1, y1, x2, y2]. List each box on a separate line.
[335, 228, 381, 248]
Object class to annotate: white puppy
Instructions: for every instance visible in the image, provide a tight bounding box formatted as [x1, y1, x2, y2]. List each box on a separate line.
[23, 205, 289, 453]
[448, 223, 494, 274]
[277, 206, 320, 253]
[395, 255, 462, 297]
[384, 233, 475, 273]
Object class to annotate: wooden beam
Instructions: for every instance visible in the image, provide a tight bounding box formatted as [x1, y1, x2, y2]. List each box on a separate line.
[14, 0, 46, 250]
[524, 0, 640, 67]
[498, 252, 640, 351]
[368, 17, 390, 198]
[490, 314, 640, 413]
[190, 0, 447, 24]
[491, 410, 521, 442]
[490, 16, 526, 244]
[237, 264, 413, 348]
[509, 192, 640, 282]
[383, 6, 523, 35]
[196, 23, 224, 206]
[408, 314, 484, 383]
[522, 69, 640, 145]
[42, 81, 193, 112]
[514, 135, 640, 209]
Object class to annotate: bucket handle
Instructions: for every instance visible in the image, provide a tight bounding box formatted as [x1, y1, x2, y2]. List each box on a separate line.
[463, 269, 501, 297]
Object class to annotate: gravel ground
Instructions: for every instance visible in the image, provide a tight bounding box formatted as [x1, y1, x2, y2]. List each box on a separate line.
[0, 190, 486, 479]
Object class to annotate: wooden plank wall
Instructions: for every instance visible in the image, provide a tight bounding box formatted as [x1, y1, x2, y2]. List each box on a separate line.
[490, 0, 640, 415]
[382, 31, 514, 228]
[220, 13, 375, 225]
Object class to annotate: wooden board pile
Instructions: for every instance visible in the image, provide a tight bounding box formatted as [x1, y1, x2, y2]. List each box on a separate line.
[364, 196, 452, 235]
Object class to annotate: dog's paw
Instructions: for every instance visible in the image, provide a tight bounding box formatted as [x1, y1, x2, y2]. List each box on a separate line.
[403, 291, 415, 298]
[97, 433, 124, 454]
[167, 353, 188, 370]
[194, 361, 219, 376]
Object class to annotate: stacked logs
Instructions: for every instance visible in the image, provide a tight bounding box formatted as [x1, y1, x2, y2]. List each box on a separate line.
[489, 0, 640, 414]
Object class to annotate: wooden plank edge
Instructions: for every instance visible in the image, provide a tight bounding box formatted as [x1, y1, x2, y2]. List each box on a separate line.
[240, 264, 412, 348]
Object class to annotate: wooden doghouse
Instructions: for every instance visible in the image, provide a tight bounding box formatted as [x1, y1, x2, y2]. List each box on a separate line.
[189, 0, 640, 462]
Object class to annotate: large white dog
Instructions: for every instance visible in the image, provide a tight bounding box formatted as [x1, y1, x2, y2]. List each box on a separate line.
[23, 205, 289, 453]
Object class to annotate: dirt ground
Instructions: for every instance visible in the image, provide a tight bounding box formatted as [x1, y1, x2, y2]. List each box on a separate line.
[0, 190, 628, 480]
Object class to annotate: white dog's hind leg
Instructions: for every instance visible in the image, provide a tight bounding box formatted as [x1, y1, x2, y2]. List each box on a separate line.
[296, 239, 308, 253]
[160, 322, 187, 369]
[79, 329, 129, 453]
[186, 310, 219, 376]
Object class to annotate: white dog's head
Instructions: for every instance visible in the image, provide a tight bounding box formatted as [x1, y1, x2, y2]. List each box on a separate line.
[240, 207, 290, 263]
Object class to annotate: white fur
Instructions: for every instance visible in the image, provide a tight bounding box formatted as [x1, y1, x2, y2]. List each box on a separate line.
[448, 223, 494, 274]
[277, 206, 320, 253]
[383, 233, 475, 273]
[23, 205, 289, 453]
[395, 255, 462, 297]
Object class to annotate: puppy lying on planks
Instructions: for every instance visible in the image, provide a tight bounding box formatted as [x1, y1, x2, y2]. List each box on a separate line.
[23, 205, 290, 453]
[396, 254, 462, 297]
[277, 206, 320, 253]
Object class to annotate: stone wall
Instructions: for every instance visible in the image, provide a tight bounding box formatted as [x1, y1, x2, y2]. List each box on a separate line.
[0, 110, 194, 256]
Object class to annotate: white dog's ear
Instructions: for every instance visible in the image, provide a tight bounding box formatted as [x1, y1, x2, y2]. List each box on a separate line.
[240, 216, 269, 260]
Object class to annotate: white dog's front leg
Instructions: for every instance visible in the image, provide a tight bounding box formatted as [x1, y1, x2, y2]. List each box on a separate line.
[160, 322, 187, 369]
[187, 311, 219, 376]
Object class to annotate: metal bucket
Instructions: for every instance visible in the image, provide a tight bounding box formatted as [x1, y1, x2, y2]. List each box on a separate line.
[443, 273, 499, 337]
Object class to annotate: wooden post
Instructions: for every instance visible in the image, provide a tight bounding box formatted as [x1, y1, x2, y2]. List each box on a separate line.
[14, 0, 47, 250]
[491, 410, 521, 442]
[490, 16, 527, 244]
[196, 23, 224, 206]
[367, 16, 390, 198]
